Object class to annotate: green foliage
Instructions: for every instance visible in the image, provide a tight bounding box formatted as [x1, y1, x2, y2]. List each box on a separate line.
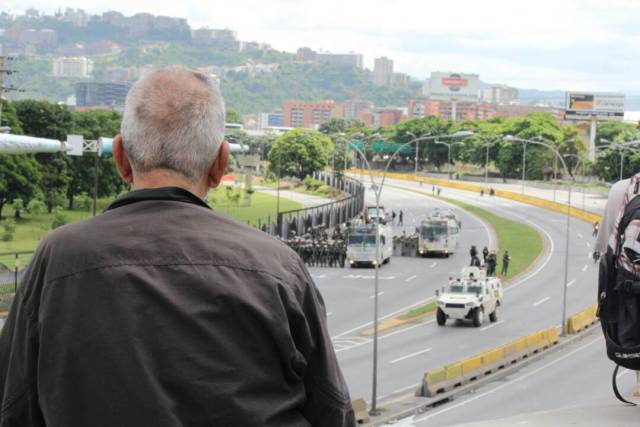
[269, 129, 334, 179]
[13, 99, 74, 140]
[319, 118, 367, 135]
[26, 199, 46, 215]
[0, 154, 41, 218]
[594, 122, 640, 181]
[11, 198, 24, 219]
[303, 177, 323, 191]
[0, 99, 23, 134]
[75, 193, 93, 211]
[1, 220, 16, 242]
[51, 208, 68, 230]
[225, 108, 243, 125]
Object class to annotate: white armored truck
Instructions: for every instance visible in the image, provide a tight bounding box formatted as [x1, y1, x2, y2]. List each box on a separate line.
[346, 223, 393, 267]
[417, 210, 460, 257]
[435, 267, 503, 327]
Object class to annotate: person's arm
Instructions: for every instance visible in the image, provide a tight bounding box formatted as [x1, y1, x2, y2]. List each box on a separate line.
[294, 264, 355, 427]
[0, 253, 45, 426]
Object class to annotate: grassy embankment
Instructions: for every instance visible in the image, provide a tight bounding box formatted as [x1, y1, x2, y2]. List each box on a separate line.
[397, 193, 543, 321]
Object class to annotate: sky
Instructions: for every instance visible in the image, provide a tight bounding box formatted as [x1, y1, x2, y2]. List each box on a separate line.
[3, 0, 640, 92]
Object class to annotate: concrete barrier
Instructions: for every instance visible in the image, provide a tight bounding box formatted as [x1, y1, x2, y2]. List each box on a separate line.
[351, 398, 370, 424]
[567, 304, 598, 334]
[351, 169, 602, 225]
[420, 326, 558, 397]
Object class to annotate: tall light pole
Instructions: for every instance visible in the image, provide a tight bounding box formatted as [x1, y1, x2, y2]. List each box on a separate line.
[505, 135, 573, 335]
[563, 153, 582, 208]
[474, 135, 498, 189]
[435, 140, 465, 179]
[599, 140, 640, 181]
[347, 129, 472, 415]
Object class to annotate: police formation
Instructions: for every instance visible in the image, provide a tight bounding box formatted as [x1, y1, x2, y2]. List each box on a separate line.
[281, 225, 348, 268]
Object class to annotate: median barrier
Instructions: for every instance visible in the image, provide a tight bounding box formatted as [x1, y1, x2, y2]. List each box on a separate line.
[567, 304, 598, 334]
[351, 169, 602, 225]
[419, 326, 558, 397]
[351, 398, 370, 424]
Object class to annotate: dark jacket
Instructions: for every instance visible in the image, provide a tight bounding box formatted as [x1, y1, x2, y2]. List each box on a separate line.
[0, 187, 354, 427]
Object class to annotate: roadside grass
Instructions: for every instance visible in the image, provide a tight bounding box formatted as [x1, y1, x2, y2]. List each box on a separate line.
[382, 187, 543, 324]
[440, 196, 543, 279]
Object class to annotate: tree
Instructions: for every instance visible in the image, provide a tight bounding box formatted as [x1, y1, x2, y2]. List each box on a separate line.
[319, 118, 366, 135]
[0, 100, 24, 134]
[13, 99, 74, 140]
[12, 198, 24, 219]
[268, 129, 334, 179]
[0, 154, 41, 218]
[36, 153, 71, 213]
[392, 117, 453, 169]
[225, 108, 243, 125]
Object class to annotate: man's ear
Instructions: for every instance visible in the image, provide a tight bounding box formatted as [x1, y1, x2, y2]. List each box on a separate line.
[113, 135, 134, 184]
[208, 140, 230, 189]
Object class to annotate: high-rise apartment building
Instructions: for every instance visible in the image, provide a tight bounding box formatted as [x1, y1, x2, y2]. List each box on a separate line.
[372, 56, 393, 86]
[408, 99, 494, 121]
[52, 56, 93, 78]
[283, 100, 340, 128]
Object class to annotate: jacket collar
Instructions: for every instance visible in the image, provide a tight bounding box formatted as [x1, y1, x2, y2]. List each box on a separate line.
[106, 187, 210, 212]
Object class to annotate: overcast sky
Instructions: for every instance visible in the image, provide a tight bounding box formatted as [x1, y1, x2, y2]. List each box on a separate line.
[3, 0, 640, 92]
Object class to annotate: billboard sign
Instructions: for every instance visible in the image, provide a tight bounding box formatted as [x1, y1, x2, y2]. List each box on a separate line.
[565, 92, 625, 121]
[428, 72, 480, 102]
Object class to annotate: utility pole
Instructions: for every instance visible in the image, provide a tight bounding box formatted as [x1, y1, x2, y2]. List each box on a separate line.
[0, 56, 23, 133]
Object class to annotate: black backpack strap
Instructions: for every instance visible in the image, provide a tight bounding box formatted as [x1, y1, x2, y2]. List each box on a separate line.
[612, 365, 637, 406]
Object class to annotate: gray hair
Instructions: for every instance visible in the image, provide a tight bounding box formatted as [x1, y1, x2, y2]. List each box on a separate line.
[121, 66, 225, 182]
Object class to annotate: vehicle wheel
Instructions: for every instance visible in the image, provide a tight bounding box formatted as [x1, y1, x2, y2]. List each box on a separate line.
[436, 308, 446, 326]
[384, 257, 390, 264]
[472, 308, 483, 327]
[489, 304, 498, 322]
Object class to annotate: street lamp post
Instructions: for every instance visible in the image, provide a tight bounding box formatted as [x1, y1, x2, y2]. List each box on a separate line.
[347, 130, 472, 415]
[434, 140, 465, 179]
[505, 135, 573, 335]
[600, 140, 640, 181]
[563, 154, 582, 208]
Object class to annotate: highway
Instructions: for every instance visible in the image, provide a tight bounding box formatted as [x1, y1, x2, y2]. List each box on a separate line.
[311, 175, 600, 405]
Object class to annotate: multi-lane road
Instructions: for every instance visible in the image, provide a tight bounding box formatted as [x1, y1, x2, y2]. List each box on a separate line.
[310, 175, 607, 423]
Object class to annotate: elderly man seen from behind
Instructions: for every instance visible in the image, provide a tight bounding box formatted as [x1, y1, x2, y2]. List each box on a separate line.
[0, 66, 355, 427]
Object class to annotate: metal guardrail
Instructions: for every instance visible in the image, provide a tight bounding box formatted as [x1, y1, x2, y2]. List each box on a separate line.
[0, 251, 33, 294]
[274, 172, 365, 238]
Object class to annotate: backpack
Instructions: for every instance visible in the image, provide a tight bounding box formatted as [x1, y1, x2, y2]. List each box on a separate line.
[598, 174, 640, 405]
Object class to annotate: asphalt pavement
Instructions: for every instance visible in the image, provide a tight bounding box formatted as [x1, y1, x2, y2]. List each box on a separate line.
[312, 176, 599, 408]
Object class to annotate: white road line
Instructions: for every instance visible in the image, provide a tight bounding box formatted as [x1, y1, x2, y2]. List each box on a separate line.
[327, 312, 333, 316]
[430, 262, 438, 268]
[390, 382, 422, 396]
[390, 347, 432, 364]
[481, 320, 504, 331]
[369, 291, 384, 299]
[582, 264, 588, 272]
[414, 336, 602, 424]
[567, 279, 577, 288]
[533, 296, 551, 307]
[578, 233, 584, 239]
[586, 241, 591, 248]
[405, 275, 417, 283]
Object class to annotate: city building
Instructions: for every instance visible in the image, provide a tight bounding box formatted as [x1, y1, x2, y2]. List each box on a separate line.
[75, 82, 131, 110]
[192, 28, 241, 50]
[359, 108, 404, 127]
[52, 56, 94, 78]
[483, 84, 519, 105]
[372, 56, 393, 86]
[283, 100, 342, 128]
[408, 99, 494, 121]
[258, 112, 285, 129]
[296, 47, 363, 69]
[392, 73, 411, 86]
[343, 99, 373, 119]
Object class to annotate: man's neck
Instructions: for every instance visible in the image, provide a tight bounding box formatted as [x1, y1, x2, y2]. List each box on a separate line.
[132, 170, 207, 199]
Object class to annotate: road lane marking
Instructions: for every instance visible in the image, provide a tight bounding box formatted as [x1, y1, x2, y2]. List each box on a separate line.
[430, 262, 438, 268]
[578, 233, 583, 239]
[405, 275, 417, 282]
[344, 274, 396, 280]
[414, 336, 602, 424]
[533, 296, 550, 307]
[390, 347, 432, 364]
[586, 241, 591, 248]
[311, 274, 327, 279]
[369, 291, 384, 299]
[327, 312, 333, 316]
[567, 279, 576, 288]
[481, 320, 504, 331]
[582, 264, 588, 272]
